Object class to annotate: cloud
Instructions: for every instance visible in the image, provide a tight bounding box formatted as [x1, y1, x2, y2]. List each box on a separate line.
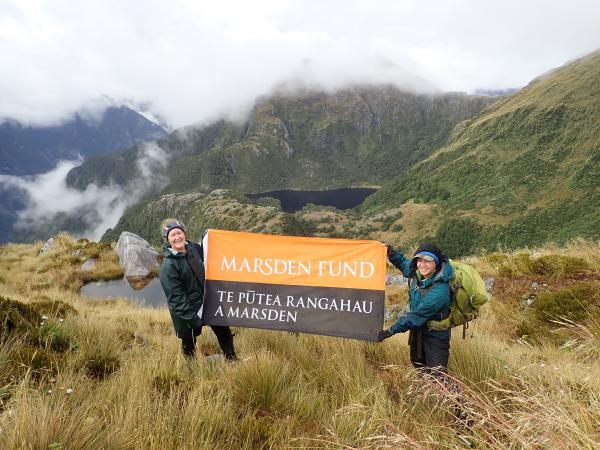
[0, 0, 599, 128]
[0, 142, 170, 240]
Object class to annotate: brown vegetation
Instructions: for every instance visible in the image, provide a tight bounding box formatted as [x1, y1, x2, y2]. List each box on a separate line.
[0, 236, 599, 448]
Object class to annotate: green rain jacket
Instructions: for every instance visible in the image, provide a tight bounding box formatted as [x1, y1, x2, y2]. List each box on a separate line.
[159, 240, 205, 339]
[388, 250, 454, 339]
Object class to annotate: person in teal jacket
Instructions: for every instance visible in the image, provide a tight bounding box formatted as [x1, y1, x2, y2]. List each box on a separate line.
[378, 243, 454, 376]
[159, 220, 236, 360]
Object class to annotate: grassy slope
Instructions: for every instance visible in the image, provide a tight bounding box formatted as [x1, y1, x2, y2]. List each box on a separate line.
[1, 236, 600, 449]
[363, 50, 600, 249]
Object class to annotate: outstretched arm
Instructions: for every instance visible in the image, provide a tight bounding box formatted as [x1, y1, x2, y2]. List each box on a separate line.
[387, 247, 412, 277]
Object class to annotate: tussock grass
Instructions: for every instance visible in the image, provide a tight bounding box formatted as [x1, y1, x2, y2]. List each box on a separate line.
[474, 238, 600, 277]
[1, 237, 600, 448]
[0, 234, 122, 295]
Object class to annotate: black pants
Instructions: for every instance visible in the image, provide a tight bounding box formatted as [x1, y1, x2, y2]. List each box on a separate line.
[181, 325, 236, 360]
[408, 328, 450, 377]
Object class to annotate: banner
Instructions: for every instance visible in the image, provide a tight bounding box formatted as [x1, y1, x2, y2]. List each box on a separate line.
[202, 229, 386, 341]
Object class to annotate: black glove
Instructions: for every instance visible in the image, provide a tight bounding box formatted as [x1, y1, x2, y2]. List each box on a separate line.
[385, 243, 395, 257]
[378, 329, 393, 342]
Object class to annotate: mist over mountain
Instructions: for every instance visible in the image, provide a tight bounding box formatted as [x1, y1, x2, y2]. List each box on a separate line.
[0, 105, 167, 243]
[66, 86, 495, 194]
[0, 105, 166, 176]
[474, 88, 519, 97]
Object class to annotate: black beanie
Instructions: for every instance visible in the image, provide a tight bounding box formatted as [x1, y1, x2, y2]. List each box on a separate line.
[162, 220, 187, 243]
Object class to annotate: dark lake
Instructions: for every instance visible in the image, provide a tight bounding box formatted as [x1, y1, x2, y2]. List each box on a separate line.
[80, 277, 166, 307]
[246, 187, 378, 213]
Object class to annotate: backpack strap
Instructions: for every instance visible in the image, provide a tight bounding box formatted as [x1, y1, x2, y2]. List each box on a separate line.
[186, 242, 205, 286]
[451, 281, 471, 339]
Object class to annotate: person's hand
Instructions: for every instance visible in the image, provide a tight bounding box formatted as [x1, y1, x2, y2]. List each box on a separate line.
[378, 329, 393, 342]
[384, 243, 395, 257]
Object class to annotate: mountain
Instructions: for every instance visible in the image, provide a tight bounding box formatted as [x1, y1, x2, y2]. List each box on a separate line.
[362, 50, 600, 254]
[0, 105, 167, 243]
[0, 105, 167, 175]
[66, 87, 495, 193]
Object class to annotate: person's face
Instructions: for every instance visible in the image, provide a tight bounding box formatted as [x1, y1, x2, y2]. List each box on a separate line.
[167, 228, 186, 252]
[416, 257, 436, 278]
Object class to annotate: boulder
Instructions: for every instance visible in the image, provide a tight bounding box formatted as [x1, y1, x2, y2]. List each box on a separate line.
[484, 277, 495, 293]
[40, 237, 54, 254]
[126, 276, 154, 290]
[80, 258, 97, 271]
[386, 274, 405, 286]
[115, 232, 160, 278]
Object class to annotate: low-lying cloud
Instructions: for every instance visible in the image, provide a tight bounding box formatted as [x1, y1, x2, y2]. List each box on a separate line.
[0, 142, 170, 240]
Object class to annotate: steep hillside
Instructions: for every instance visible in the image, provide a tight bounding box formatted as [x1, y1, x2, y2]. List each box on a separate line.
[101, 189, 408, 248]
[67, 87, 494, 193]
[0, 106, 166, 175]
[363, 50, 600, 252]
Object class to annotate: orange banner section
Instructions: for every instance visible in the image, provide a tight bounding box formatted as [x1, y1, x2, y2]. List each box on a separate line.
[205, 229, 386, 291]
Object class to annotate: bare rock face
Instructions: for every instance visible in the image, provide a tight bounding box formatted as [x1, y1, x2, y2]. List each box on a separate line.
[386, 274, 405, 286]
[40, 237, 54, 254]
[80, 258, 97, 271]
[115, 232, 160, 278]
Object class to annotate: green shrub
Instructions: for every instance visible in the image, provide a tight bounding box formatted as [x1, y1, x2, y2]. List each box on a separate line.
[82, 354, 120, 379]
[81, 241, 112, 259]
[0, 296, 40, 339]
[230, 353, 297, 416]
[510, 253, 536, 276]
[279, 214, 316, 236]
[37, 321, 78, 353]
[485, 252, 510, 267]
[11, 344, 61, 379]
[515, 317, 539, 338]
[152, 372, 186, 397]
[31, 300, 78, 319]
[391, 223, 403, 232]
[529, 255, 589, 278]
[494, 253, 590, 279]
[434, 216, 482, 258]
[534, 282, 600, 324]
[75, 324, 122, 379]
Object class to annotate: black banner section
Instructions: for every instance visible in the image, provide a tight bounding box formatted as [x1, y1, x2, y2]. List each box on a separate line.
[203, 280, 384, 341]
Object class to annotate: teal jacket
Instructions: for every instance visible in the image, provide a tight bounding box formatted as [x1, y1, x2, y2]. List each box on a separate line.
[159, 241, 204, 339]
[388, 250, 454, 339]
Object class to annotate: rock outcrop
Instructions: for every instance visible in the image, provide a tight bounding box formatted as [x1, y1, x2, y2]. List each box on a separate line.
[80, 258, 97, 271]
[40, 237, 54, 254]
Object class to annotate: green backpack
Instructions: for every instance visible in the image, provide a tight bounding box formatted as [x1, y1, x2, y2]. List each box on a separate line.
[427, 260, 489, 338]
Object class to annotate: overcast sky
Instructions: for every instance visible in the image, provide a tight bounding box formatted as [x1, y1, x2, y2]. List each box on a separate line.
[1, 0, 599, 129]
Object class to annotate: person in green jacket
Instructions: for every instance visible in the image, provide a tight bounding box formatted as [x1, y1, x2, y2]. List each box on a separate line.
[159, 219, 236, 360]
[378, 243, 454, 376]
